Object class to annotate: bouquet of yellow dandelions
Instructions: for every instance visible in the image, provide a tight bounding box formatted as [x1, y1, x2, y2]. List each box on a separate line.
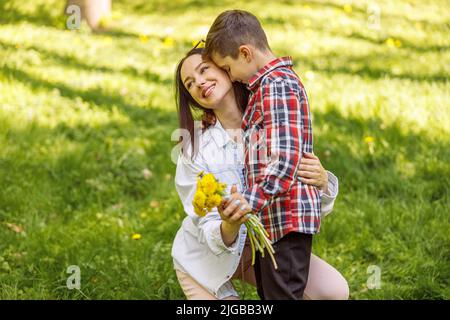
[192, 171, 278, 269]
[192, 171, 227, 217]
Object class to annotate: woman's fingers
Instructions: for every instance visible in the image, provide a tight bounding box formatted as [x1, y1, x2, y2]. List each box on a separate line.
[300, 177, 319, 186]
[238, 214, 249, 225]
[230, 204, 251, 222]
[298, 164, 320, 173]
[300, 157, 320, 166]
[298, 170, 320, 179]
[222, 198, 243, 218]
[222, 192, 239, 208]
[303, 152, 318, 159]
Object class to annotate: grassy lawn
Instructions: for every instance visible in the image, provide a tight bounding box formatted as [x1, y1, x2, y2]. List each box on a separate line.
[0, 0, 449, 299]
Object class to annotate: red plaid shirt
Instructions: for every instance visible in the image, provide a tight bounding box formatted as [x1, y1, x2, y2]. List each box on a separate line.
[242, 57, 322, 243]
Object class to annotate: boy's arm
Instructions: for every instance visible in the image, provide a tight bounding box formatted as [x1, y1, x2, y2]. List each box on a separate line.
[243, 78, 307, 213]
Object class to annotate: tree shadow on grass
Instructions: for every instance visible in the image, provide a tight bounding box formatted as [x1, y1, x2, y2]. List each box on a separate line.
[0, 1, 65, 27]
[341, 31, 450, 54]
[0, 64, 177, 127]
[312, 106, 449, 201]
[0, 41, 173, 86]
[295, 51, 449, 83]
[273, 0, 450, 32]
[0, 114, 179, 212]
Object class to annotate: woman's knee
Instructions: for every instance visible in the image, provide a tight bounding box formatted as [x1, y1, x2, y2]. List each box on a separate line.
[320, 273, 350, 300]
[307, 255, 350, 300]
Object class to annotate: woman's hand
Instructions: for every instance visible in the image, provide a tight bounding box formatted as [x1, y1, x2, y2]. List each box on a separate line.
[218, 185, 252, 246]
[219, 184, 252, 226]
[298, 152, 329, 194]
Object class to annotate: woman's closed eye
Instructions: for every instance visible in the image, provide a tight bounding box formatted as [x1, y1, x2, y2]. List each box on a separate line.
[185, 67, 209, 90]
[200, 66, 209, 74]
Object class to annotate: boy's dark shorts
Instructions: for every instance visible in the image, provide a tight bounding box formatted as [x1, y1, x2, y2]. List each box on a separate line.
[254, 231, 312, 300]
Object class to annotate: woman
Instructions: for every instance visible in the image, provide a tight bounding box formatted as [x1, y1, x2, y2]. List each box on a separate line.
[171, 47, 349, 300]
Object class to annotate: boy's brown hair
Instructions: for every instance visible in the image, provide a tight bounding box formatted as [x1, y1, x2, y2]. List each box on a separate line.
[204, 10, 271, 59]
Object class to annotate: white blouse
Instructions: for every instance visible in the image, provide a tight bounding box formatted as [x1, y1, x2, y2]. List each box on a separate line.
[171, 120, 339, 299]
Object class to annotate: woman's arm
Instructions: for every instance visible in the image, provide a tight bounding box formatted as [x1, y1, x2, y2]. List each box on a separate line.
[175, 154, 243, 254]
[298, 153, 339, 217]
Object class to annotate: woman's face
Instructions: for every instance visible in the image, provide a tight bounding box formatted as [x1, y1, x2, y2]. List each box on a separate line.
[180, 54, 233, 109]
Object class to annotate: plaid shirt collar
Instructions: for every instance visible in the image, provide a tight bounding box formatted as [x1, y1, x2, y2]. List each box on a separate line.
[246, 56, 293, 92]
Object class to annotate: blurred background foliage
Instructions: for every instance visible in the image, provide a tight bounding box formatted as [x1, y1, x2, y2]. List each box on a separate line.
[0, 0, 449, 299]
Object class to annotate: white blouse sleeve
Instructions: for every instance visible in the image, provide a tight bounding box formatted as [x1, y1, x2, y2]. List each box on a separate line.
[175, 154, 241, 256]
[321, 170, 339, 218]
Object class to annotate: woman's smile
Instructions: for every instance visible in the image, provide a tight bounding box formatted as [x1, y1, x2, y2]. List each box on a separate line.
[202, 83, 216, 98]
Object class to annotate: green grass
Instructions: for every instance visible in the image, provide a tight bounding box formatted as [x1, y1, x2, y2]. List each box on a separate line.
[0, 0, 449, 299]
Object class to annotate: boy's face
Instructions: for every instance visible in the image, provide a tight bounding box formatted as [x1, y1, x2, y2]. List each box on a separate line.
[211, 50, 257, 84]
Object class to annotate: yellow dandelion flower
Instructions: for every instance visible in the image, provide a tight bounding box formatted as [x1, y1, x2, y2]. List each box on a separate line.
[193, 190, 206, 208]
[343, 4, 352, 13]
[202, 173, 216, 184]
[194, 203, 207, 217]
[139, 34, 149, 43]
[217, 183, 227, 193]
[211, 194, 222, 207]
[206, 193, 222, 209]
[150, 200, 159, 208]
[163, 37, 175, 48]
[394, 39, 402, 48]
[132, 233, 141, 240]
[201, 174, 218, 195]
[385, 38, 395, 47]
[364, 136, 375, 144]
[203, 181, 217, 195]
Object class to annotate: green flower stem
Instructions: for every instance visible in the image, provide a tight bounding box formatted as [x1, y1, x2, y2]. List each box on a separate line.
[246, 224, 256, 266]
[244, 215, 277, 269]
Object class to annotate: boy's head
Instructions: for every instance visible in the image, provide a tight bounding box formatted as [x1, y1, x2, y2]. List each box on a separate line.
[204, 10, 272, 84]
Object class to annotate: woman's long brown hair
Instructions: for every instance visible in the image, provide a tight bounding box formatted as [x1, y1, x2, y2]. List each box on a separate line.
[175, 47, 249, 159]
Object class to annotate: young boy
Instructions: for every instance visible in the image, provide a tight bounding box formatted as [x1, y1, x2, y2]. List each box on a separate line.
[204, 10, 322, 300]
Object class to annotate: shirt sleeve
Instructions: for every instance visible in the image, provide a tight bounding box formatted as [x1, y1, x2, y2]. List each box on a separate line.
[321, 170, 339, 217]
[243, 78, 305, 213]
[175, 154, 241, 256]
